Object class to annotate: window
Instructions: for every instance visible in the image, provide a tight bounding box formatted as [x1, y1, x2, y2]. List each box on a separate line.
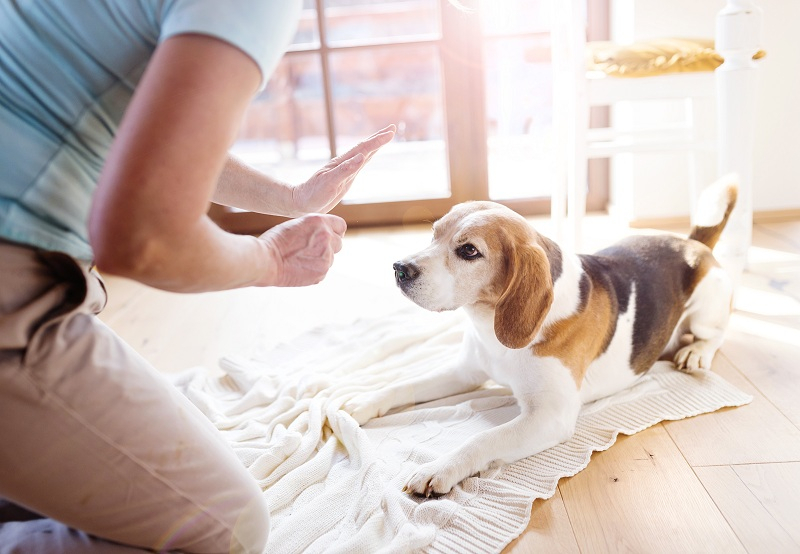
[213, 0, 607, 232]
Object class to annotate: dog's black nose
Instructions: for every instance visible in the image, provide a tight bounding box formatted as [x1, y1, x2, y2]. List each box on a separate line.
[393, 261, 419, 283]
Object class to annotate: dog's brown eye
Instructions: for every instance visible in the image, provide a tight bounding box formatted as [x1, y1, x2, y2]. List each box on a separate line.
[456, 243, 482, 260]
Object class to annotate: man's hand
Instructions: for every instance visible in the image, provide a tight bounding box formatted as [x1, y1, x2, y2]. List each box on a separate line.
[289, 125, 396, 216]
[256, 213, 347, 287]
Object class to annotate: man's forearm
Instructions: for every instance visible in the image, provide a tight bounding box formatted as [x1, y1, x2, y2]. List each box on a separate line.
[213, 155, 298, 217]
[94, 214, 278, 293]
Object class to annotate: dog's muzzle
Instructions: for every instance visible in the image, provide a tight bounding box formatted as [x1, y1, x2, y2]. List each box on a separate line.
[393, 261, 419, 285]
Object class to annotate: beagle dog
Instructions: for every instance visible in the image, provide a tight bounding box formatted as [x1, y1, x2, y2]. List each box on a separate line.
[346, 177, 737, 498]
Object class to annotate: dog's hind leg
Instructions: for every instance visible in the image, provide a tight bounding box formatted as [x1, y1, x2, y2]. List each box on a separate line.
[673, 266, 733, 372]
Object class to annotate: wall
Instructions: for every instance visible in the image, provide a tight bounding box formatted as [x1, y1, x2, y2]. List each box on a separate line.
[610, 0, 800, 222]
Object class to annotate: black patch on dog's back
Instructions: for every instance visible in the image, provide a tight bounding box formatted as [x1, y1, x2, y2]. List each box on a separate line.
[538, 234, 563, 285]
[582, 235, 699, 373]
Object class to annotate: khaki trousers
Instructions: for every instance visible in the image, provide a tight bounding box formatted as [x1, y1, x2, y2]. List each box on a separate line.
[0, 240, 269, 553]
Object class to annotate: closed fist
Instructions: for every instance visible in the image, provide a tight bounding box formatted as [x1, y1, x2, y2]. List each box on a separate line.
[257, 214, 346, 287]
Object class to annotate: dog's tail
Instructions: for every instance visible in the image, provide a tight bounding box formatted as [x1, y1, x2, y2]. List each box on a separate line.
[688, 173, 739, 250]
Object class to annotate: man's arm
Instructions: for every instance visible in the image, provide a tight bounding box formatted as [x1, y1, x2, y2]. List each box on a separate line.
[89, 34, 344, 293]
[214, 124, 396, 218]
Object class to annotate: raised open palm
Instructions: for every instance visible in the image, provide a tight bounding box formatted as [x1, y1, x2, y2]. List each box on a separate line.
[290, 125, 396, 216]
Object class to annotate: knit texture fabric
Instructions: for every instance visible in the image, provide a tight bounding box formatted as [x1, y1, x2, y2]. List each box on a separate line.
[173, 309, 752, 553]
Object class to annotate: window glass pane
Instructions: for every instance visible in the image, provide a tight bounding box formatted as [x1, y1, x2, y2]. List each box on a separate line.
[292, 1, 320, 48]
[231, 53, 330, 187]
[478, 0, 551, 36]
[329, 44, 449, 203]
[484, 36, 554, 200]
[324, 0, 439, 44]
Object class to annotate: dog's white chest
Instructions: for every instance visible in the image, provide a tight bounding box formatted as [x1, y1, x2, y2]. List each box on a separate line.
[461, 315, 530, 385]
[579, 286, 643, 403]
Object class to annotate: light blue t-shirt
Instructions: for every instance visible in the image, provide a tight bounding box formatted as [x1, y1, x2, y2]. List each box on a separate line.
[0, 0, 301, 261]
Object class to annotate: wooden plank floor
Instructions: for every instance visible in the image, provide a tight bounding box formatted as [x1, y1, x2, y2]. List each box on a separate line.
[98, 217, 800, 553]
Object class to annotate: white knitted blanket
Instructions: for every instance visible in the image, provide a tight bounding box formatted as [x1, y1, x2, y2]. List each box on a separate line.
[174, 309, 751, 554]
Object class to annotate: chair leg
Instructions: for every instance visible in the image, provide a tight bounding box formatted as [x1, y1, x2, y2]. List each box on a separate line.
[566, 78, 589, 253]
[714, 0, 762, 282]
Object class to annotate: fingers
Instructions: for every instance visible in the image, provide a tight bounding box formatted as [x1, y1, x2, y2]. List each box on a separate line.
[310, 153, 365, 211]
[292, 125, 395, 216]
[303, 214, 346, 258]
[366, 123, 397, 139]
[327, 152, 365, 186]
[322, 212, 347, 239]
[258, 214, 347, 287]
[300, 214, 346, 284]
[336, 152, 366, 176]
[352, 124, 397, 150]
[310, 223, 343, 258]
[326, 124, 396, 169]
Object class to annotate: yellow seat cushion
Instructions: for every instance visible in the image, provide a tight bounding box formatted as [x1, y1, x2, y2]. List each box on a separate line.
[587, 37, 765, 78]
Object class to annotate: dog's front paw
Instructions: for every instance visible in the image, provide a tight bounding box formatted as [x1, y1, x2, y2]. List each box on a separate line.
[403, 459, 465, 498]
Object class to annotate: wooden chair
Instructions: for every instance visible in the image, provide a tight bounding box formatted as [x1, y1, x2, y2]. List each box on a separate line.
[550, 0, 762, 281]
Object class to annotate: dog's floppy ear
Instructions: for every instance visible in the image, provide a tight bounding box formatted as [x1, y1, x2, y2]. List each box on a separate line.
[494, 243, 554, 349]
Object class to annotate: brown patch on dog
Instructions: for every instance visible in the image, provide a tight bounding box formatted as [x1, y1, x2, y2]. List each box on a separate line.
[478, 224, 518, 302]
[494, 242, 554, 349]
[532, 278, 616, 385]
